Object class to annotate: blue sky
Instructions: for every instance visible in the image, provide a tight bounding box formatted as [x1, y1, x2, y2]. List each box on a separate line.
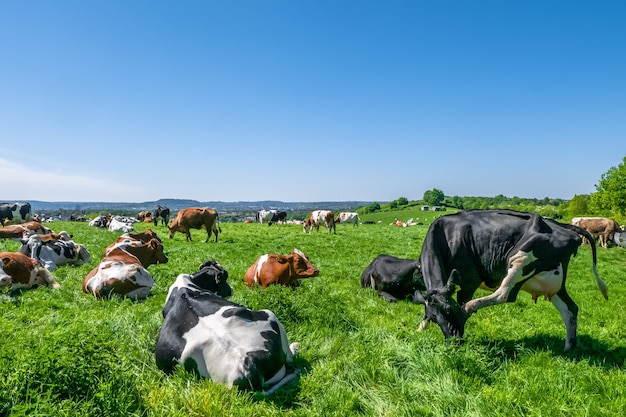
[1, 1, 624, 202]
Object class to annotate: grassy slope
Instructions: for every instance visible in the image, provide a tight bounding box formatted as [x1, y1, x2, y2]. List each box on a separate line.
[0, 215, 625, 416]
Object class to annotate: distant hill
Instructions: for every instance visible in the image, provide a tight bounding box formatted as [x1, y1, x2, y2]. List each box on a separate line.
[5, 199, 377, 213]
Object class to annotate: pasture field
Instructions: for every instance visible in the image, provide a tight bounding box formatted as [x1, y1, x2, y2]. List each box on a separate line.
[1, 216, 625, 416]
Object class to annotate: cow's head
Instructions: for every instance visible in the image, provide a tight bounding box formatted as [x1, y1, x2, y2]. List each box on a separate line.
[288, 248, 319, 279]
[191, 260, 233, 298]
[413, 270, 468, 340]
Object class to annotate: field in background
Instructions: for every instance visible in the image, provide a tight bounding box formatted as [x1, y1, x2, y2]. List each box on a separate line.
[1, 217, 625, 416]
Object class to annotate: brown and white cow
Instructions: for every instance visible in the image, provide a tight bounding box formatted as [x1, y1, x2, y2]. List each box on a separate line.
[0, 221, 52, 240]
[168, 207, 221, 242]
[0, 252, 60, 290]
[82, 237, 168, 299]
[303, 210, 336, 234]
[572, 217, 623, 248]
[335, 212, 360, 227]
[244, 248, 319, 288]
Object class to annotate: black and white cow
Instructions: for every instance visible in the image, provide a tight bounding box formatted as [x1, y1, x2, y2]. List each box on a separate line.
[19, 233, 91, 271]
[0, 202, 32, 225]
[413, 209, 609, 350]
[361, 254, 425, 302]
[153, 205, 170, 226]
[155, 260, 300, 394]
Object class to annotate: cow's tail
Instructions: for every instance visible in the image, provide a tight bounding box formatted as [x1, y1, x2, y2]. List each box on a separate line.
[566, 223, 609, 300]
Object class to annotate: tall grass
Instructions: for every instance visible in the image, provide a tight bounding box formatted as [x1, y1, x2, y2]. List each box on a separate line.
[1, 217, 625, 416]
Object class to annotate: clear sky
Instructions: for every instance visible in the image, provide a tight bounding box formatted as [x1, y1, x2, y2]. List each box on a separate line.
[1, 1, 624, 203]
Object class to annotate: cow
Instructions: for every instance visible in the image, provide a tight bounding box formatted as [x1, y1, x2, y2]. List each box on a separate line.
[88, 215, 111, 228]
[412, 209, 609, 351]
[108, 217, 134, 233]
[571, 217, 623, 248]
[0, 252, 60, 290]
[271, 211, 287, 224]
[244, 248, 319, 288]
[256, 209, 277, 225]
[155, 261, 300, 395]
[335, 212, 360, 227]
[614, 231, 626, 248]
[0, 202, 32, 225]
[137, 211, 152, 222]
[303, 210, 336, 234]
[82, 237, 168, 299]
[153, 205, 170, 226]
[19, 233, 91, 271]
[361, 254, 425, 302]
[168, 207, 220, 242]
[0, 225, 29, 240]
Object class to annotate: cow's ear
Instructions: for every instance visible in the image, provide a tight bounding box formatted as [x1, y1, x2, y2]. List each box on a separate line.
[413, 291, 426, 304]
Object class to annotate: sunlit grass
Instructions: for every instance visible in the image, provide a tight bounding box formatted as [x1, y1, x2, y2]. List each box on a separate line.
[1, 218, 625, 416]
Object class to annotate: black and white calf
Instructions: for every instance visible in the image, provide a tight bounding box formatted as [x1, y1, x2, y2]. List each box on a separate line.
[155, 260, 300, 394]
[413, 209, 609, 350]
[361, 254, 424, 302]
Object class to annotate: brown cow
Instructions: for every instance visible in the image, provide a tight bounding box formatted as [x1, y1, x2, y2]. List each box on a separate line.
[244, 248, 319, 288]
[572, 217, 623, 248]
[168, 207, 221, 242]
[0, 221, 51, 239]
[0, 252, 60, 289]
[82, 237, 168, 299]
[303, 210, 336, 234]
[137, 211, 153, 223]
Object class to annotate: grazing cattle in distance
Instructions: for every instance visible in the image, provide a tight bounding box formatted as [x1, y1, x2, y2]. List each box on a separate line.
[83, 237, 168, 299]
[153, 205, 170, 226]
[571, 217, 623, 248]
[0, 202, 32, 225]
[303, 210, 336, 234]
[413, 209, 608, 351]
[335, 212, 360, 227]
[19, 233, 91, 271]
[155, 261, 300, 395]
[256, 209, 276, 225]
[244, 248, 319, 288]
[271, 210, 287, 224]
[361, 254, 425, 302]
[168, 207, 221, 242]
[0, 252, 60, 290]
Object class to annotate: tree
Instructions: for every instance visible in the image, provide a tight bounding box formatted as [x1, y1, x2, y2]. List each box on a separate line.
[567, 194, 590, 217]
[423, 189, 445, 206]
[590, 156, 626, 215]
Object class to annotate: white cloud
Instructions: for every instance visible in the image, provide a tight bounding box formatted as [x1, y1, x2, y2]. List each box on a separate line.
[0, 158, 144, 201]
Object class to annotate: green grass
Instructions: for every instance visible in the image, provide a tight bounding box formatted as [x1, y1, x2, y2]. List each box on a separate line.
[1, 217, 625, 416]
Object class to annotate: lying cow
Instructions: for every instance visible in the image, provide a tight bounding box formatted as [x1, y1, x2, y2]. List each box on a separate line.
[244, 248, 319, 288]
[168, 207, 221, 242]
[19, 233, 90, 271]
[0, 221, 52, 240]
[303, 210, 336, 234]
[109, 217, 134, 233]
[82, 237, 168, 299]
[361, 254, 424, 302]
[0, 251, 60, 290]
[413, 209, 609, 350]
[155, 260, 300, 395]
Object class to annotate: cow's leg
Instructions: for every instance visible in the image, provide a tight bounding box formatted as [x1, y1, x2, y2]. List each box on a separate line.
[464, 251, 531, 315]
[550, 290, 578, 350]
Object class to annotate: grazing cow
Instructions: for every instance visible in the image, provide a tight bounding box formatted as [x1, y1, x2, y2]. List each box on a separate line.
[153, 205, 170, 226]
[82, 237, 168, 299]
[571, 217, 623, 248]
[335, 212, 360, 227]
[361, 254, 425, 302]
[412, 209, 609, 351]
[168, 207, 220, 242]
[0, 202, 32, 225]
[19, 233, 91, 271]
[244, 248, 319, 288]
[303, 210, 336, 234]
[0, 252, 60, 290]
[256, 209, 276, 225]
[155, 261, 300, 394]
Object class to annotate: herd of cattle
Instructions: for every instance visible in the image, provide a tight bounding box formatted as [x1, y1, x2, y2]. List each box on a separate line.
[0, 201, 623, 394]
